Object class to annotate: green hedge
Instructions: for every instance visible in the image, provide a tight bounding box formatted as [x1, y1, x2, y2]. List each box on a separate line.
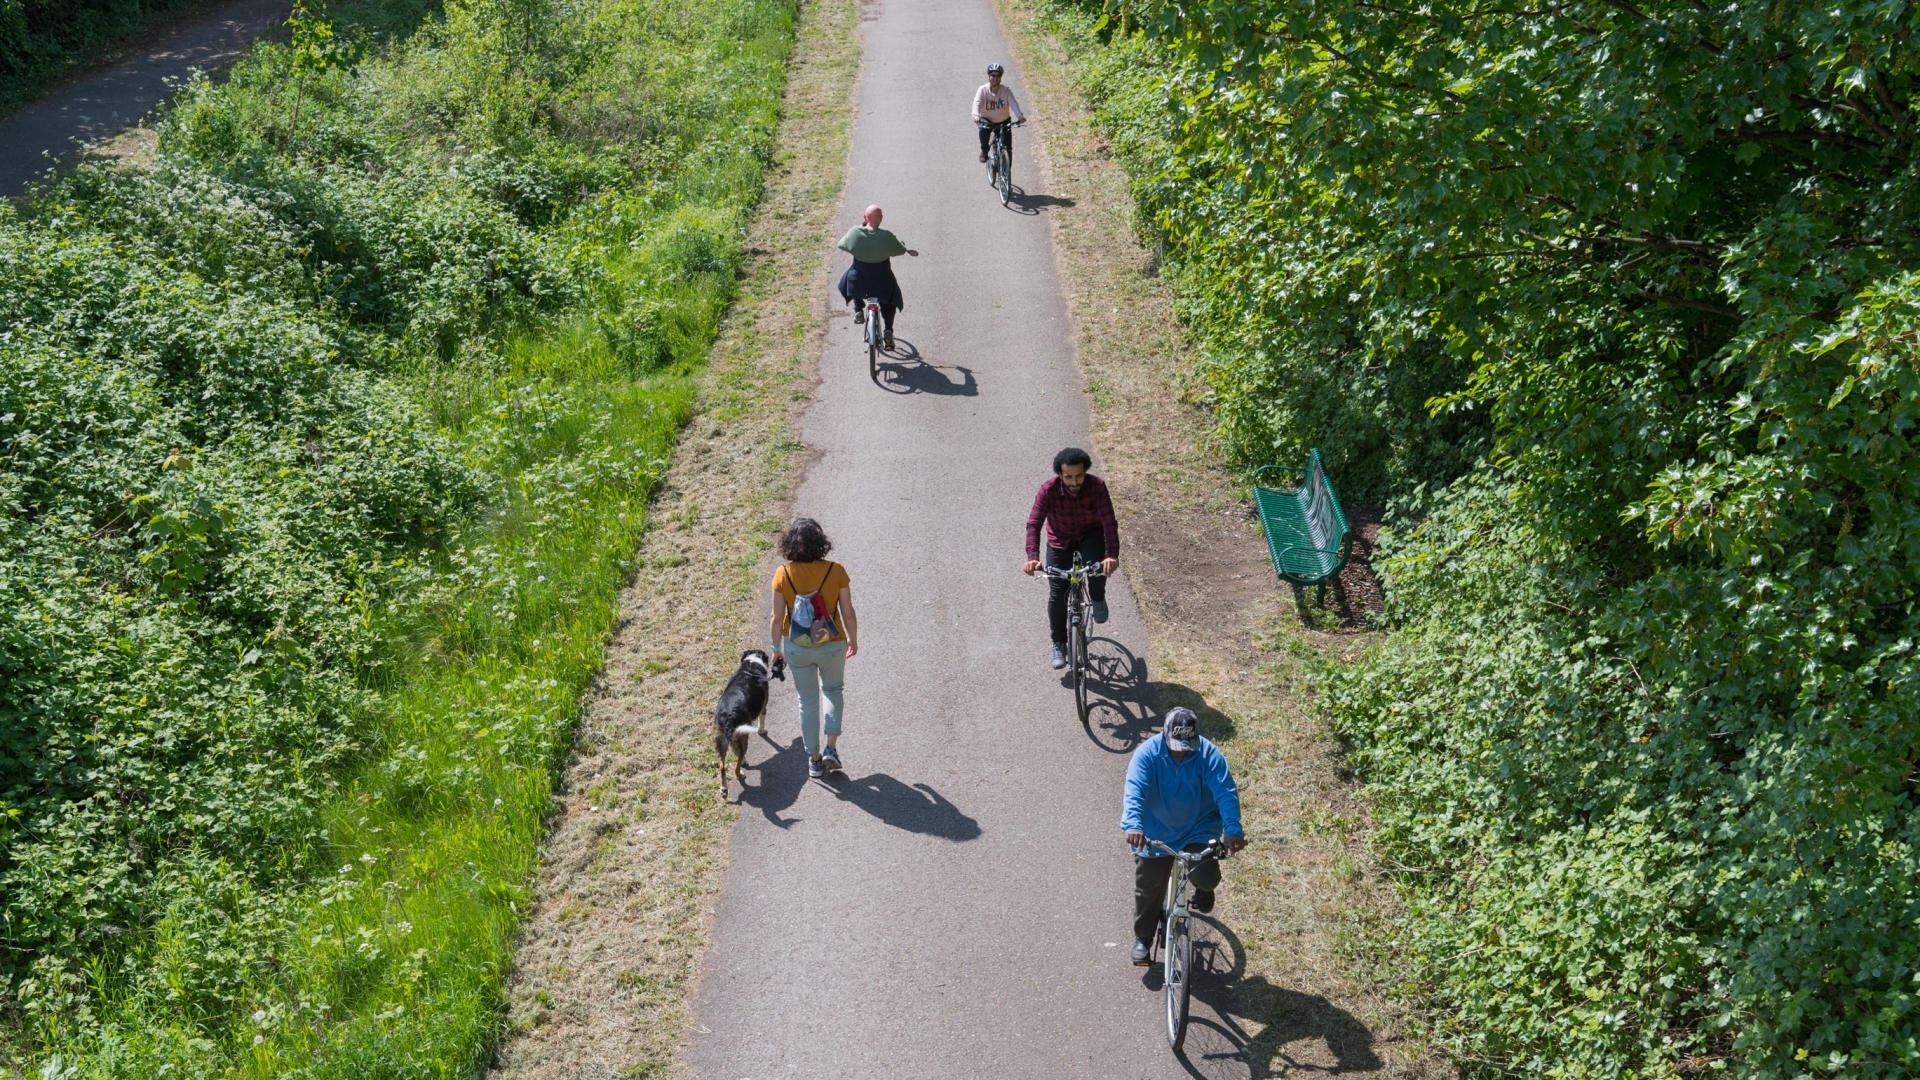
[0, 0, 795, 1072]
[1038, 0, 1920, 1074]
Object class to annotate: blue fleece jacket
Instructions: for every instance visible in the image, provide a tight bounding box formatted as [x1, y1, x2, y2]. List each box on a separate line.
[1120, 733, 1244, 850]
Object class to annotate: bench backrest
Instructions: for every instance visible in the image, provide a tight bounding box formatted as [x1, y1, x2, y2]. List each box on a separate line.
[1253, 449, 1352, 584]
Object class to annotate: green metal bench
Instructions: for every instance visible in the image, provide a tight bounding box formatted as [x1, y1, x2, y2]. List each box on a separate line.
[1253, 449, 1353, 603]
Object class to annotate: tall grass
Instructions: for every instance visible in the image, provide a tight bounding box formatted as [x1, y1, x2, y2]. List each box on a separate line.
[0, 0, 796, 1074]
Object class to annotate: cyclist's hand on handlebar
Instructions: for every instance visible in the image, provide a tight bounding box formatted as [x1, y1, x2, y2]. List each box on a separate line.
[906, 249, 919, 257]
[1222, 834, 1248, 855]
[1023, 559, 1041, 576]
[1100, 557, 1117, 577]
[1125, 829, 1146, 849]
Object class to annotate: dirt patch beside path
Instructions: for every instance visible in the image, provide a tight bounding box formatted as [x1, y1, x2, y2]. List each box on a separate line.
[996, 0, 1449, 1072]
[484, 0, 857, 1074]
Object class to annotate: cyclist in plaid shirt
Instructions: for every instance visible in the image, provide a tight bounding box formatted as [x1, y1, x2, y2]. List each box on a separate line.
[1022, 447, 1119, 669]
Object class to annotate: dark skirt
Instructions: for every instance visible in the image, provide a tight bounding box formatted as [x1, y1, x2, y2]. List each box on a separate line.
[837, 258, 904, 311]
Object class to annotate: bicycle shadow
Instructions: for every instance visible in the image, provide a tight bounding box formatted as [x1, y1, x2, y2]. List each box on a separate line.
[733, 734, 809, 828]
[1008, 189, 1075, 216]
[874, 338, 977, 396]
[1148, 917, 1386, 1076]
[823, 771, 983, 841]
[1075, 637, 1155, 753]
[1072, 643, 1237, 753]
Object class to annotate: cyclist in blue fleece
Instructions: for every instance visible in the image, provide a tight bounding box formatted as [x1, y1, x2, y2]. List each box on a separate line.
[1120, 707, 1247, 964]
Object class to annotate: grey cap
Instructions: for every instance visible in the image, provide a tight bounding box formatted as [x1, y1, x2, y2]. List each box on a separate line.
[1163, 707, 1198, 752]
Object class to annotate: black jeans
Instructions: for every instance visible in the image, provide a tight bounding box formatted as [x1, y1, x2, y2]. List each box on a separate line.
[1134, 844, 1223, 943]
[978, 119, 1013, 159]
[1045, 533, 1108, 644]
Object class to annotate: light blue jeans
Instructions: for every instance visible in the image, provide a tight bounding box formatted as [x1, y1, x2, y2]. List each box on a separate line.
[783, 633, 846, 758]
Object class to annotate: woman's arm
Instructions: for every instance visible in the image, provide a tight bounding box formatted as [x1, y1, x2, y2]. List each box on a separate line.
[836, 585, 858, 658]
[769, 584, 791, 655]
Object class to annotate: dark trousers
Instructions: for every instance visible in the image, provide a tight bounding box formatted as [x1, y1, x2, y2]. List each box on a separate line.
[979, 119, 1013, 159]
[1134, 845, 1223, 942]
[1046, 533, 1108, 644]
[853, 300, 896, 334]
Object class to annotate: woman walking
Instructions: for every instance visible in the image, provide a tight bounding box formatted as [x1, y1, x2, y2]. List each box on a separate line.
[768, 518, 858, 779]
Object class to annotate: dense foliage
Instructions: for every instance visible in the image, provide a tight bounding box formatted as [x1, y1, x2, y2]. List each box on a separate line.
[1040, 0, 1920, 1073]
[0, 0, 793, 1072]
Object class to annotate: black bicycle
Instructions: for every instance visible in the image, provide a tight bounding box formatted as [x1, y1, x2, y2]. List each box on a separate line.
[1139, 838, 1230, 1052]
[1038, 553, 1104, 723]
[857, 295, 883, 380]
[984, 118, 1024, 206]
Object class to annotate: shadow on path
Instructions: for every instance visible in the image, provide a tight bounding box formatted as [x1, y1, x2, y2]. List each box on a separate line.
[1008, 188, 1076, 215]
[874, 338, 978, 396]
[1142, 917, 1386, 1077]
[734, 734, 809, 828]
[1073, 640, 1238, 754]
[825, 771, 983, 840]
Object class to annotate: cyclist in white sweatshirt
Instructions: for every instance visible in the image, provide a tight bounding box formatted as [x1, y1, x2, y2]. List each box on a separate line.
[972, 62, 1026, 163]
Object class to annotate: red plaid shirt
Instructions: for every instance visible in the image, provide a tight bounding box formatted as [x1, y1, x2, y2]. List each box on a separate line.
[1025, 474, 1120, 561]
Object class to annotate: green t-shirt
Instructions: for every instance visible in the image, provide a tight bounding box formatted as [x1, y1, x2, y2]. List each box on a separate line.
[838, 225, 908, 263]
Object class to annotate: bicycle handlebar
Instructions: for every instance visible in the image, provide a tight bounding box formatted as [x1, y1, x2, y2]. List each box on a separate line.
[1136, 838, 1231, 865]
[1034, 563, 1104, 582]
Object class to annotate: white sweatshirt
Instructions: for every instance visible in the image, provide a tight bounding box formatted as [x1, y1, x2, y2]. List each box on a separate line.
[971, 81, 1026, 124]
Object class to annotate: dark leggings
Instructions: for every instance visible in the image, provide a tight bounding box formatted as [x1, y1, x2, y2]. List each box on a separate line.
[1045, 533, 1108, 644]
[852, 298, 896, 334]
[979, 119, 1013, 159]
[1134, 847, 1223, 942]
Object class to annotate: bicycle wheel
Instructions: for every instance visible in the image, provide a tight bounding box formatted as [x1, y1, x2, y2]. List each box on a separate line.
[866, 309, 880, 380]
[997, 143, 1012, 205]
[1072, 612, 1090, 723]
[1164, 911, 1193, 1051]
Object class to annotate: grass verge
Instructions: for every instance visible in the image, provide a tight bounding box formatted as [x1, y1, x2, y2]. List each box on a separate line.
[2, 0, 799, 1073]
[484, 0, 858, 1074]
[993, 0, 1448, 1072]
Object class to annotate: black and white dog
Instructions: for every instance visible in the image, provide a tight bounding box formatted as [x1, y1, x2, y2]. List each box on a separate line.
[713, 649, 784, 801]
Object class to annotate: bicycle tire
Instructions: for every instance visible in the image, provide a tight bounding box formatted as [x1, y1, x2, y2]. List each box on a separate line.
[866, 309, 880, 380]
[1165, 912, 1193, 1051]
[1072, 614, 1089, 723]
[997, 143, 1012, 206]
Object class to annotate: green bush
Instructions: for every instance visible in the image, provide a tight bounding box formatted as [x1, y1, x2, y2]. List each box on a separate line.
[1040, 0, 1920, 1073]
[0, 0, 795, 1070]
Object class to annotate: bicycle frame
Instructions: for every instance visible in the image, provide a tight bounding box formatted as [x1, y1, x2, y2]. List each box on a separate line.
[1142, 838, 1227, 1052]
[1037, 554, 1104, 722]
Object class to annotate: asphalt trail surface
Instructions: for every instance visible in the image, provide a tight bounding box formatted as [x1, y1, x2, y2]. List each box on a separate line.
[0, 0, 289, 196]
[686, 2, 1238, 1076]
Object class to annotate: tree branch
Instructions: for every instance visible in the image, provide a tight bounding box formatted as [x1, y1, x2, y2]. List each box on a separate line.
[1632, 289, 1742, 320]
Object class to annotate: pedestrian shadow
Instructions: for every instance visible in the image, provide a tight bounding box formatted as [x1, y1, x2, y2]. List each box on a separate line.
[874, 338, 978, 396]
[1008, 189, 1076, 216]
[824, 772, 983, 841]
[733, 734, 808, 828]
[1146, 918, 1385, 1077]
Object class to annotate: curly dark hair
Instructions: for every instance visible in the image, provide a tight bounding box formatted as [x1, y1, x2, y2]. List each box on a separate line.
[776, 517, 833, 563]
[1052, 446, 1092, 474]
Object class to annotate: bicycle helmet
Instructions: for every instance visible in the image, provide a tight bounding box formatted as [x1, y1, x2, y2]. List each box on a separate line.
[986, 63, 1005, 75]
[1164, 707, 1198, 752]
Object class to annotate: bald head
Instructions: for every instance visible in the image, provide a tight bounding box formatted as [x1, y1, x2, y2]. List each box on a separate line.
[862, 205, 883, 227]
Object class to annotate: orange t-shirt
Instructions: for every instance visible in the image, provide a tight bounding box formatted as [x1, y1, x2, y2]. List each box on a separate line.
[772, 560, 850, 643]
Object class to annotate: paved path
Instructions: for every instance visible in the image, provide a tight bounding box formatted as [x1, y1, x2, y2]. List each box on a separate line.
[0, 0, 289, 196]
[685, 1, 1233, 1075]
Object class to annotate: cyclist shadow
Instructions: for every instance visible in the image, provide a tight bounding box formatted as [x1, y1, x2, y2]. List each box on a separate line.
[1076, 637, 1156, 753]
[823, 771, 983, 841]
[733, 735, 811, 828]
[1149, 918, 1385, 1076]
[1007, 190, 1075, 216]
[1076, 644, 1240, 755]
[874, 338, 977, 396]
